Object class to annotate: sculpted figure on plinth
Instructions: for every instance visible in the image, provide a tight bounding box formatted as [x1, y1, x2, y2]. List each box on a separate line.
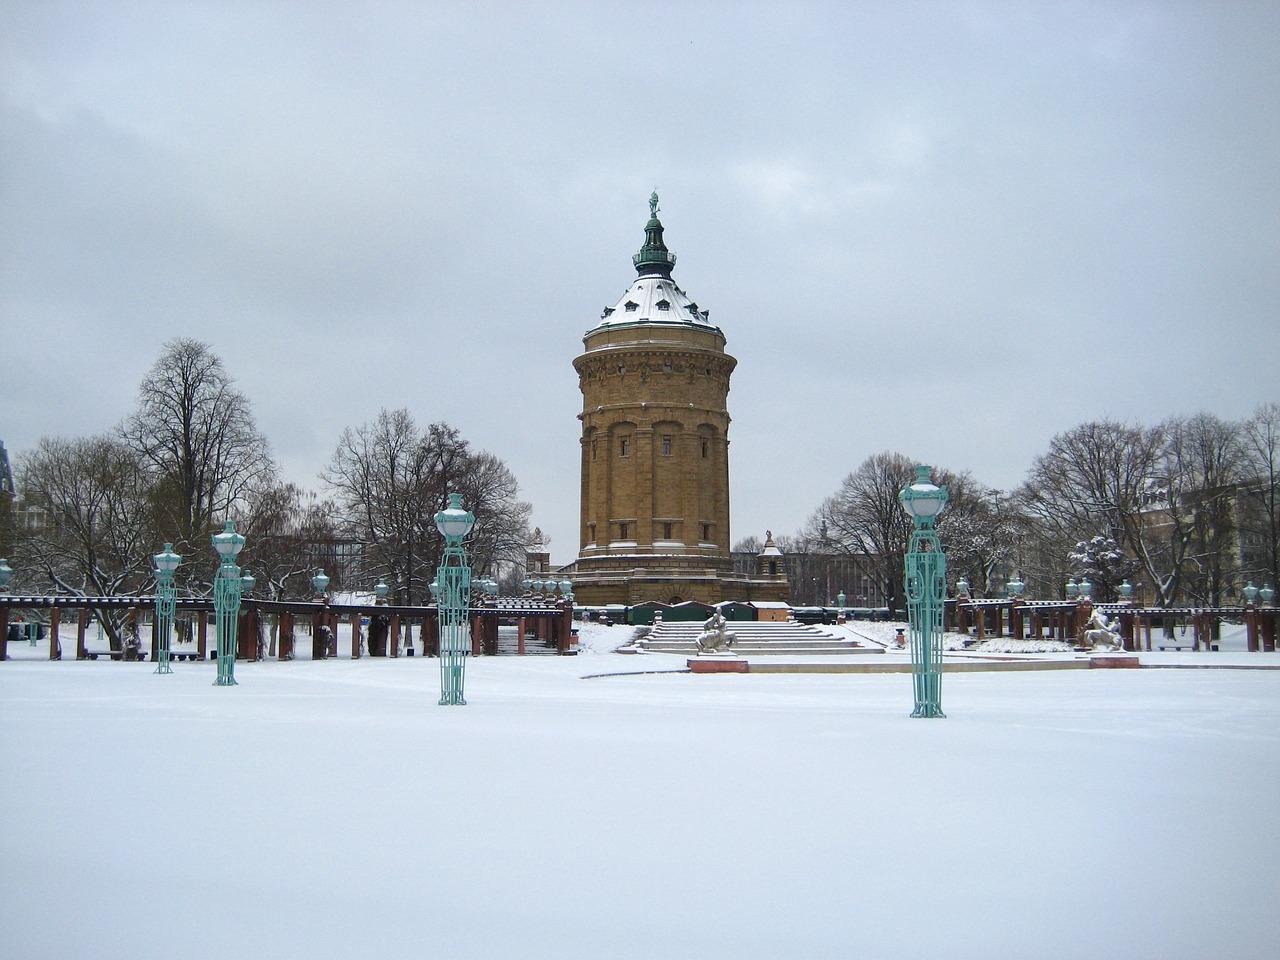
[1083, 608, 1124, 651]
[696, 611, 737, 654]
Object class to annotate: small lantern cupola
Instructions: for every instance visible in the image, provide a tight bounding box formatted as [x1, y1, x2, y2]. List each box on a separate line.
[632, 190, 677, 278]
[756, 531, 786, 579]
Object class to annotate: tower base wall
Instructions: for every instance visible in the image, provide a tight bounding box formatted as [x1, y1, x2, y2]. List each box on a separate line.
[571, 553, 789, 606]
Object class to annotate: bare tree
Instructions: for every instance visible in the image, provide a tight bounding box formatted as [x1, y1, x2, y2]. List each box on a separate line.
[1156, 412, 1242, 605]
[240, 481, 341, 601]
[940, 482, 1027, 598]
[1239, 402, 1280, 589]
[15, 436, 154, 650]
[1018, 419, 1173, 602]
[120, 338, 275, 571]
[806, 452, 916, 613]
[322, 409, 530, 603]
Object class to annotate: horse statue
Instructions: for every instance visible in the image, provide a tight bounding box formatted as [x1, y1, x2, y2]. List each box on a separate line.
[696, 611, 737, 654]
[1082, 608, 1124, 651]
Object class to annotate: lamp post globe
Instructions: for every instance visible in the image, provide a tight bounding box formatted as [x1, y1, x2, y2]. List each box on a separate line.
[153, 543, 182, 675]
[434, 492, 476, 706]
[898, 465, 948, 719]
[0, 558, 13, 592]
[375, 581, 390, 602]
[311, 569, 330, 598]
[435, 492, 476, 540]
[211, 521, 245, 687]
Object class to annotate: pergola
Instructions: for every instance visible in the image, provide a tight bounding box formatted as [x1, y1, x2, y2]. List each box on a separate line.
[947, 596, 1278, 652]
[0, 594, 576, 661]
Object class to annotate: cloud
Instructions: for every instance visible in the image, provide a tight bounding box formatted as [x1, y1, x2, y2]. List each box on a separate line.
[1, 1, 1277, 562]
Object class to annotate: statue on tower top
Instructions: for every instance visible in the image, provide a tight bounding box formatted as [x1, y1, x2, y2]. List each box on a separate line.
[649, 190, 659, 217]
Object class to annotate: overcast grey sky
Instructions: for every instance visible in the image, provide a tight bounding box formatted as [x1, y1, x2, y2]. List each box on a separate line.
[2, 1, 1277, 565]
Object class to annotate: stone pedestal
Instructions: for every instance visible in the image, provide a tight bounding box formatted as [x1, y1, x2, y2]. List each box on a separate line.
[688, 657, 748, 673]
[1089, 654, 1141, 669]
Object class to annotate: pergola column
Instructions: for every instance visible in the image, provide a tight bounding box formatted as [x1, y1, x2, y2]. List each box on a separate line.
[49, 607, 61, 660]
[77, 608, 89, 659]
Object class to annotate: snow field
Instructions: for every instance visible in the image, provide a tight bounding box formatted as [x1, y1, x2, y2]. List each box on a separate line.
[1, 623, 1277, 960]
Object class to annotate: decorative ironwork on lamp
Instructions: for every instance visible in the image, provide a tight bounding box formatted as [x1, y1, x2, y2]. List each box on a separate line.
[153, 543, 182, 675]
[434, 492, 476, 706]
[898, 465, 949, 719]
[211, 521, 245, 687]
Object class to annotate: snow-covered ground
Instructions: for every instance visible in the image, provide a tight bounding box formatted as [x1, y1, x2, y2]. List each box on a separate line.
[2, 621, 1278, 960]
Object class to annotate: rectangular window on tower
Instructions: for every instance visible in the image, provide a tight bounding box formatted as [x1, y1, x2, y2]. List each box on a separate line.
[662, 435, 672, 457]
[701, 438, 709, 459]
[619, 437, 630, 458]
[663, 522, 673, 539]
[619, 522, 629, 540]
[702, 523, 712, 541]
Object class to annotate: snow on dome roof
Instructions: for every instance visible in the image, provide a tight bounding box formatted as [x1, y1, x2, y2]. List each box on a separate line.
[594, 276, 715, 330]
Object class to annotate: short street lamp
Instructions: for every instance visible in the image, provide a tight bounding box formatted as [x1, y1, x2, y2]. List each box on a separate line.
[0, 558, 13, 591]
[434, 492, 476, 706]
[211, 521, 246, 687]
[898, 465, 949, 719]
[153, 543, 182, 675]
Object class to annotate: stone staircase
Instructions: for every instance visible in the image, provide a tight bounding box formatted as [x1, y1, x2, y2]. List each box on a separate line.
[632, 620, 883, 656]
[495, 625, 561, 656]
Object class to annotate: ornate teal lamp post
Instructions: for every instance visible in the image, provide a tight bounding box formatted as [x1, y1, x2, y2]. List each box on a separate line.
[211, 521, 246, 686]
[0, 559, 12, 663]
[153, 543, 182, 675]
[899, 465, 949, 719]
[311, 568, 331, 659]
[434, 492, 476, 706]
